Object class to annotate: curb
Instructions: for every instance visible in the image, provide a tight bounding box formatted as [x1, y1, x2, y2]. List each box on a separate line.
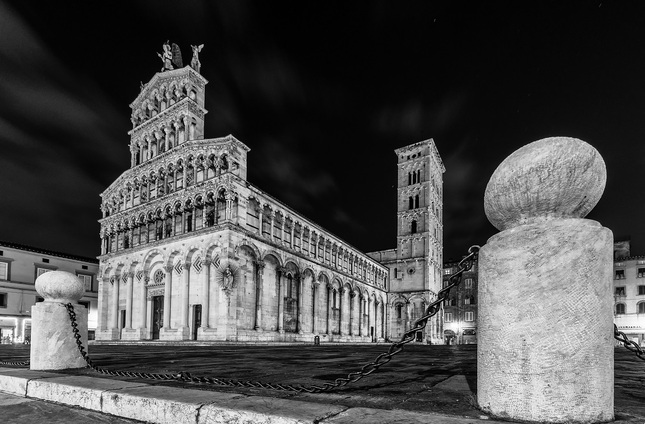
[0, 368, 503, 424]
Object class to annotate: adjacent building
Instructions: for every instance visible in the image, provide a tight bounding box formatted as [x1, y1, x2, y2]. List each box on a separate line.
[0, 240, 99, 343]
[613, 239, 645, 346]
[441, 257, 478, 345]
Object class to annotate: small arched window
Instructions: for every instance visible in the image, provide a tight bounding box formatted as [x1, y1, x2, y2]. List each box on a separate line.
[408, 197, 413, 210]
[396, 304, 403, 319]
[639, 302, 645, 314]
[408, 172, 412, 185]
[414, 194, 419, 208]
[615, 303, 626, 315]
[411, 220, 417, 234]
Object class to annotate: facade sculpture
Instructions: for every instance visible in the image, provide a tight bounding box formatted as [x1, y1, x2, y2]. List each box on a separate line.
[96, 44, 445, 343]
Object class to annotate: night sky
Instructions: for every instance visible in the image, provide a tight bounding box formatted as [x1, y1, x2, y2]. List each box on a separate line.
[1, 1, 644, 261]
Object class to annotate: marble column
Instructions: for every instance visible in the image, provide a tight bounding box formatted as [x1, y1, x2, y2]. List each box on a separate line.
[125, 272, 134, 329]
[254, 260, 264, 331]
[202, 259, 212, 328]
[110, 277, 120, 333]
[163, 265, 172, 329]
[311, 282, 318, 333]
[349, 291, 355, 336]
[358, 295, 363, 337]
[338, 288, 344, 336]
[277, 267, 284, 333]
[180, 263, 190, 328]
[296, 273, 303, 334]
[139, 276, 148, 333]
[326, 286, 332, 335]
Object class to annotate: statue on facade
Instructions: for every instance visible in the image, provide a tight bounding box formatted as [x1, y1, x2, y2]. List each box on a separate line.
[157, 41, 173, 71]
[190, 44, 204, 73]
[171, 43, 183, 68]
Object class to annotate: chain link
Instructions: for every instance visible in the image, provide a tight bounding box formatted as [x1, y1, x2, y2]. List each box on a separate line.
[614, 325, 645, 361]
[62, 245, 481, 393]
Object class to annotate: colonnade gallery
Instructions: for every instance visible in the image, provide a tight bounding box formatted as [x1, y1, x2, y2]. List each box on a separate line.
[96, 44, 445, 343]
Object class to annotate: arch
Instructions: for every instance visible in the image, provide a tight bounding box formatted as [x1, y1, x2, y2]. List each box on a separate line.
[142, 249, 165, 273]
[204, 242, 223, 262]
[184, 246, 204, 264]
[236, 240, 261, 260]
[317, 271, 331, 286]
[262, 251, 283, 268]
[165, 249, 183, 269]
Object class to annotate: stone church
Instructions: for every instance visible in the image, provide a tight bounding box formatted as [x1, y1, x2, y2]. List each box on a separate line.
[95, 44, 444, 343]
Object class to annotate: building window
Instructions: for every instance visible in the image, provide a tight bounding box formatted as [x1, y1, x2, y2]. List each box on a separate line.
[639, 285, 645, 296]
[393, 268, 398, 279]
[0, 292, 6, 308]
[443, 268, 453, 275]
[36, 267, 53, 278]
[396, 304, 403, 319]
[615, 287, 626, 296]
[154, 269, 165, 283]
[464, 278, 474, 289]
[639, 268, 645, 278]
[465, 311, 474, 321]
[615, 303, 626, 315]
[408, 197, 413, 210]
[615, 270, 625, 280]
[0, 262, 8, 280]
[444, 312, 452, 322]
[414, 194, 419, 208]
[78, 301, 90, 310]
[639, 302, 645, 314]
[82, 265, 88, 270]
[42, 258, 50, 263]
[411, 220, 417, 234]
[77, 274, 93, 292]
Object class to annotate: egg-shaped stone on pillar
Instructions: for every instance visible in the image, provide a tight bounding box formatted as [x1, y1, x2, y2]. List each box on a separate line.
[478, 137, 613, 423]
[30, 271, 88, 370]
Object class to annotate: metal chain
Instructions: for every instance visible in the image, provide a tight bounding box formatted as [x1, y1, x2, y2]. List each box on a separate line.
[614, 325, 645, 361]
[64, 245, 480, 393]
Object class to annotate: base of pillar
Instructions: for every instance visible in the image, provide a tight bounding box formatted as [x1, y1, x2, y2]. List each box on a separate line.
[196, 327, 223, 341]
[121, 328, 148, 340]
[95, 328, 121, 341]
[159, 326, 190, 341]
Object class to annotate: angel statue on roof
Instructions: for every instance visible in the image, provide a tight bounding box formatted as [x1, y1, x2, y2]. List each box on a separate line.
[191, 44, 204, 73]
[157, 41, 173, 71]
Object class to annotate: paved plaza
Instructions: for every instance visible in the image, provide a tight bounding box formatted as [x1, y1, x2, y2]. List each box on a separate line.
[1, 342, 644, 422]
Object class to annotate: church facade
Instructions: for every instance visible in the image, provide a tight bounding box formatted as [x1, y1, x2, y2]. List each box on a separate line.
[95, 45, 444, 343]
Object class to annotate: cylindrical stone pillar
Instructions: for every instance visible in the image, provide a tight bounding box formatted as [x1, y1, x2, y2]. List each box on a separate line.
[478, 137, 613, 423]
[31, 271, 87, 370]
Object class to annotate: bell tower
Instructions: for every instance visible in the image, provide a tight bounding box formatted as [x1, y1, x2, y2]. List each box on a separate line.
[393, 139, 444, 295]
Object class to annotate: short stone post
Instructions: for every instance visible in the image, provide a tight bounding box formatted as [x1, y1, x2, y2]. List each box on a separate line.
[31, 271, 88, 370]
[478, 137, 613, 423]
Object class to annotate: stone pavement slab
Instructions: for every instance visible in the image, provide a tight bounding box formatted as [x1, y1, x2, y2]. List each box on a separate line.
[1, 344, 645, 423]
[0, 391, 142, 423]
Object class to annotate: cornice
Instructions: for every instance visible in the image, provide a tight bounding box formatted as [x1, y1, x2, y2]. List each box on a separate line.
[131, 66, 208, 109]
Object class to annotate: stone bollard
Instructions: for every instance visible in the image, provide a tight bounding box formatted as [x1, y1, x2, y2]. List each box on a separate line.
[478, 137, 613, 423]
[30, 271, 88, 370]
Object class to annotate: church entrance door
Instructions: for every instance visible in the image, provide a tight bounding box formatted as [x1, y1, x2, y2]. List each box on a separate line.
[192, 304, 202, 340]
[152, 296, 164, 340]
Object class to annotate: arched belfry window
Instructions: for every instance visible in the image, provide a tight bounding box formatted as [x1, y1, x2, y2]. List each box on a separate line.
[408, 197, 413, 210]
[414, 194, 419, 208]
[411, 220, 417, 234]
[408, 172, 412, 185]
